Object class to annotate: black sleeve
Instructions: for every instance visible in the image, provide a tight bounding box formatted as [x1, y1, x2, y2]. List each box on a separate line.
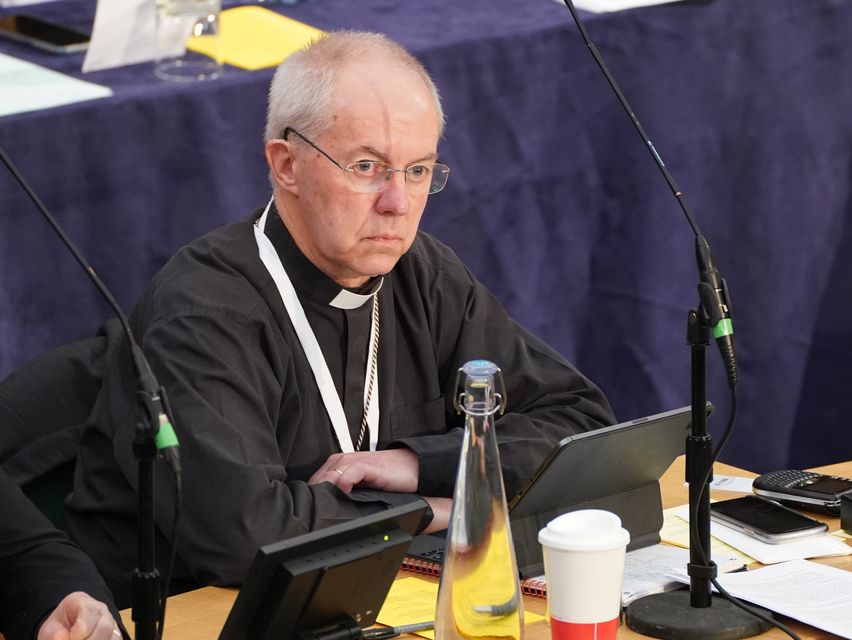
[104, 311, 425, 588]
[389, 241, 615, 498]
[0, 470, 123, 640]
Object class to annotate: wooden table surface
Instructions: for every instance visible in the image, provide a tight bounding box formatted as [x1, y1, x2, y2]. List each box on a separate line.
[120, 457, 852, 639]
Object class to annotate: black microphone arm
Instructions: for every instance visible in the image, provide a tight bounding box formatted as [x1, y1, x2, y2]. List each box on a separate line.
[0, 146, 181, 640]
[553, 4, 795, 640]
[561, 0, 737, 391]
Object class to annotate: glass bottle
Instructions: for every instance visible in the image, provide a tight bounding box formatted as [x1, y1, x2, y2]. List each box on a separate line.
[435, 360, 523, 640]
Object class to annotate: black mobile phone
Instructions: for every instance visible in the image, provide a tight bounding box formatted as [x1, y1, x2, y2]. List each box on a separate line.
[710, 495, 828, 544]
[0, 14, 90, 54]
[753, 469, 852, 515]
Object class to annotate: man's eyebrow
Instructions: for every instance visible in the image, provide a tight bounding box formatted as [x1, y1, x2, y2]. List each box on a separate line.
[356, 146, 439, 164]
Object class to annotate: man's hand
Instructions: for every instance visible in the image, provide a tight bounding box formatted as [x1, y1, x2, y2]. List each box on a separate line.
[308, 448, 419, 493]
[37, 592, 121, 640]
[422, 497, 452, 533]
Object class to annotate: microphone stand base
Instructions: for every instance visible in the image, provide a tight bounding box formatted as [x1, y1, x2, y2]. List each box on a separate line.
[625, 590, 773, 640]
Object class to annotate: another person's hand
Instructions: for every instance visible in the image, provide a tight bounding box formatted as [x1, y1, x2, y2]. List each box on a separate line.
[37, 592, 121, 640]
[308, 448, 419, 493]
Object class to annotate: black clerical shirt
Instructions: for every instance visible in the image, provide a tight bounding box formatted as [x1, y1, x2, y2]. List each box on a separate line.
[66, 205, 614, 607]
[264, 212, 379, 450]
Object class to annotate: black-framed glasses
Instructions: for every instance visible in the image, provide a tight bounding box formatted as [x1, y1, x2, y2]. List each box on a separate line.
[283, 127, 450, 195]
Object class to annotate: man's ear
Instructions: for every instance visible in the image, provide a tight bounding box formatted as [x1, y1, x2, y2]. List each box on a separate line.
[266, 138, 299, 195]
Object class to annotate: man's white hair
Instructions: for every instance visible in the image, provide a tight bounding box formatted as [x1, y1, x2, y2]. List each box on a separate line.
[264, 31, 445, 143]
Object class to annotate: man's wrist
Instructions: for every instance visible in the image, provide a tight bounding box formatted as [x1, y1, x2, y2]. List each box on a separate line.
[417, 497, 434, 533]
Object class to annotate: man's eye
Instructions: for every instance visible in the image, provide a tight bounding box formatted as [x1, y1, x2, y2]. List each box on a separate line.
[351, 161, 379, 176]
[407, 164, 432, 180]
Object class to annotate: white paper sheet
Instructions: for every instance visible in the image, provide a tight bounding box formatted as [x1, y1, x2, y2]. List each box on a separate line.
[82, 0, 158, 73]
[0, 52, 111, 117]
[565, 0, 685, 12]
[707, 474, 755, 494]
[0, 0, 58, 6]
[714, 560, 852, 638]
[622, 544, 745, 605]
[672, 505, 851, 564]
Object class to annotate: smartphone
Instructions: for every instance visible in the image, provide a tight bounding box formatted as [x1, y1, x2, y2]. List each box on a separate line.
[753, 469, 852, 514]
[710, 495, 828, 544]
[0, 15, 90, 54]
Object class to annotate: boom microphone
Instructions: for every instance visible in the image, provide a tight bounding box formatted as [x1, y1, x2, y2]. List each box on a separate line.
[558, 0, 738, 391]
[0, 145, 180, 640]
[696, 235, 736, 389]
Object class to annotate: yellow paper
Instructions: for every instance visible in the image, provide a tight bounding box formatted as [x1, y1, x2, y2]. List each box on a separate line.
[187, 6, 324, 71]
[376, 577, 545, 639]
[660, 505, 753, 564]
[443, 518, 522, 638]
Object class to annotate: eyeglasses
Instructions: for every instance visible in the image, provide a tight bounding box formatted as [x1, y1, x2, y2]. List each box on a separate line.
[283, 127, 450, 195]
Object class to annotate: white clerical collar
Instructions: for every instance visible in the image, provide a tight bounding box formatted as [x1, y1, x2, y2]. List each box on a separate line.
[258, 197, 385, 311]
[329, 278, 384, 310]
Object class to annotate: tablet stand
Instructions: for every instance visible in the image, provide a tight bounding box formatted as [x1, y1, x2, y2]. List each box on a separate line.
[510, 480, 665, 579]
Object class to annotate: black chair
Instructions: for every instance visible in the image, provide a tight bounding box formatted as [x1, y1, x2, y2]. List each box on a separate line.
[0, 320, 122, 529]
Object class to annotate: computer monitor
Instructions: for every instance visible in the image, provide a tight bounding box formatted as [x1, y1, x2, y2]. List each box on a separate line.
[219, 501, 427, 640]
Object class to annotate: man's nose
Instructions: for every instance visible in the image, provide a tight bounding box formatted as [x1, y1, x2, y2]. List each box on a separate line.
[375, 171, 411, 215]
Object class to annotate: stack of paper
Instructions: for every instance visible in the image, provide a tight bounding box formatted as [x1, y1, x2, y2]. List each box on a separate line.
[660, 505, 754, 562]
[678, 560, 852, 638]
[622, 544, 745, 605]
[670, 504, 851, 565]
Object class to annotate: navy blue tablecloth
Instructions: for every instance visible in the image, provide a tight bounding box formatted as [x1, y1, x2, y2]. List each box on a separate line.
[1, 0, 851, 472]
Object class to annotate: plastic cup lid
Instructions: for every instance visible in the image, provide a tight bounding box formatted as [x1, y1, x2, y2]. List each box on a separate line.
[538, 509, 630, 551]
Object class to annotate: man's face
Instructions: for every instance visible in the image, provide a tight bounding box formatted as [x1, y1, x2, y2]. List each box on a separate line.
[277, 59, 441, 288]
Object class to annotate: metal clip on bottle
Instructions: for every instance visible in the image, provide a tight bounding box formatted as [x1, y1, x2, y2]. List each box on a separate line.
[435, 360, 524, 640]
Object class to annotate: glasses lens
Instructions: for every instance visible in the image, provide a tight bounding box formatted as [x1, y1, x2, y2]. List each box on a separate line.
[344, 161, 388, 193]
[343, 161, 451, 195]
[428, 163, 450, 194]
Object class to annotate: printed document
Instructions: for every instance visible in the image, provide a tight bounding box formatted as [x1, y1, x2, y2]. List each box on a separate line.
[713, 560, 852, 638]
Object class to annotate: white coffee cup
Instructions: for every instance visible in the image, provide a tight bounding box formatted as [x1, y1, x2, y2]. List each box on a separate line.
[538, 509, 630, 640]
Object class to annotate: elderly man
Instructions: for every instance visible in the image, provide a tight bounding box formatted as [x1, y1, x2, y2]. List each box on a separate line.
[66, 31, 613, 606]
